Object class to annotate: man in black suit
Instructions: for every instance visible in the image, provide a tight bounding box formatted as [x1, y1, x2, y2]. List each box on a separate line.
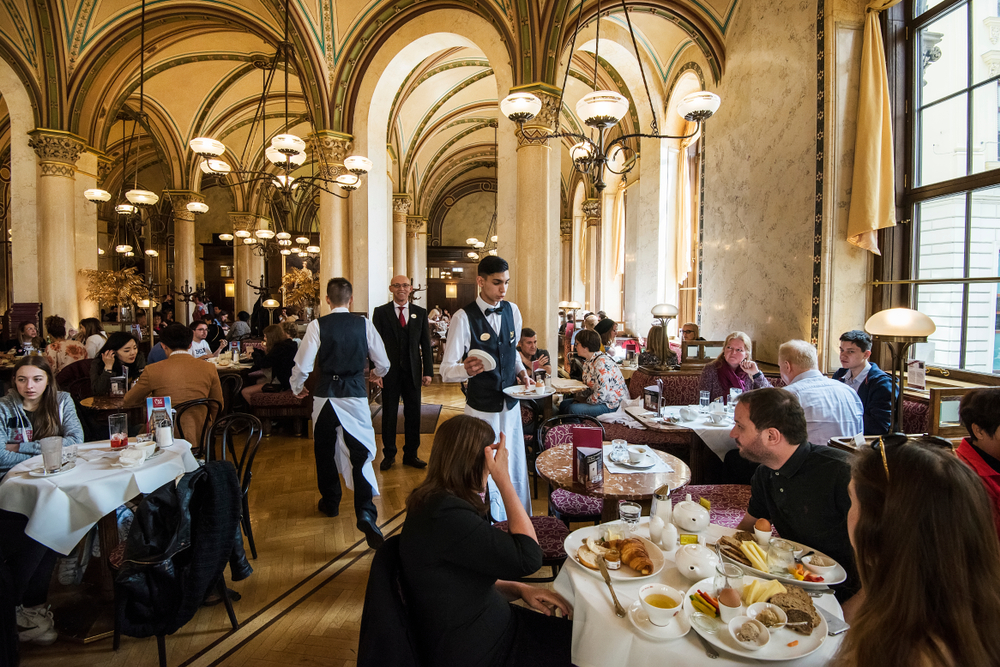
[372, 275, 434, 470]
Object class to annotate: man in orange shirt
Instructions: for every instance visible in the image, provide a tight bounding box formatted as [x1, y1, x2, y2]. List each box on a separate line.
[957, 388, 1000, 537]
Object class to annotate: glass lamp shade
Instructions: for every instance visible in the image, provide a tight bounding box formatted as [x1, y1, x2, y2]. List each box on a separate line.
[295, 237, 310, 245]
[271, 134, 306, 155]
[567, 301, 582, 309]
[280, 249, 291, 255]
[474, 241, 485, 249]
[115, 244, 133, 254]
[145, 249, 159, 257]
[500, 92, 542, 123]
[266, 146, 306, 167]
[576, 91, 630, 129]
[865, 308, 936, 340]
[466, 237, 479, 245]
[306, 245, 320, 253]
[189, 137, 226, 157]
[126, 189, 159, 206]
[344, 155, 373, 174]
[278, 239, 292, 246]
[98, 248, 105, 255]
[298, 251, 308, 257]
[234, 229, 252, 238]
[84, 189, 112, 203]
[219, 233, 234, 241]
[273, 175, 296, 188]
[255, 228, 276, 240]
[243, 237, 256, 245]
[570, 141, 594, 164]
[262, 299, 280, 309]
[276, 231, 292, 240]
[124, 251, 135, 257]
[336, 173, 360, 191]
[491, 235, 498, 242]
[488, 249, 498, 256]
[137, 298, 154, 309]
[467, 251, 479, 259]
[558, 300, 570, 308]
[116, 204, 136, 215]
[200, 159, 231, 174]
[651, 303, 679, 318]
[677, 91, 722, 122]
[186, 201, 209, 214]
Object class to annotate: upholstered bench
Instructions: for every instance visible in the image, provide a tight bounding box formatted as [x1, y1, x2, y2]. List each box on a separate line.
[247, 390, 311, 436]
[670, 484, 753, 529]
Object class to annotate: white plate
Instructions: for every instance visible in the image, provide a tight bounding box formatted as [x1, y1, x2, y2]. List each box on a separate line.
[564, 525, 665, 581]
[502, 385, 555, 400]
[628, 599, 690, 641]
[683, 576, 828, 661]
[28, 461, 77, 478]
[717, 533, 847, 588]
[466, 349, 496, 372]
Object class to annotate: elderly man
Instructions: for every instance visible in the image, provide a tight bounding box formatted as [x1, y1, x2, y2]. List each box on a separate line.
[831, 330, 893, 436]
[733, 388, 861, 616]
[779, 339, 863, 446]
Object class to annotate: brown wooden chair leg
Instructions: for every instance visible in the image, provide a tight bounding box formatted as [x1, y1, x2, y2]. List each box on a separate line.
[157, 634, 167, 667]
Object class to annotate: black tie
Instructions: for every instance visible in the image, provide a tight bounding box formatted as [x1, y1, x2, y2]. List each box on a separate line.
[485, 306, 501, 316]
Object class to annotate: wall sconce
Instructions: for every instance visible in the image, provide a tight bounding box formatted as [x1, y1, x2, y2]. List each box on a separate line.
[225, 282, 235, 298]
[445, 283, 458, 299]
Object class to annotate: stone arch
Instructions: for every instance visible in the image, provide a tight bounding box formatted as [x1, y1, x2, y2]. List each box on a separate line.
[347, 10, 516, 312]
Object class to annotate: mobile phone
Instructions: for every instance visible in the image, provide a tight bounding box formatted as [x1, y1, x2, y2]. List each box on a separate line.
[818, 606, 850, 635]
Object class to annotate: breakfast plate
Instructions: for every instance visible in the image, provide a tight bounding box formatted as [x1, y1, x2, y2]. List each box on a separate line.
[564, 525, 665, 581]
[502, 385, 555, 400]
[628, 599, 691, 641]
[683, 576, 829, 661]
[466, 349, 496, 372]
[712, 526, 847, 589]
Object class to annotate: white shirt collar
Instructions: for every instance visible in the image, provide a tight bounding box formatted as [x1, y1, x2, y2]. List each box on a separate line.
[476, 295, 502, 314]
[846, 360, 871, 384]
[169, 349, 191, 356]
[331, 306, 349, 313]
[789, 369, 825, 384]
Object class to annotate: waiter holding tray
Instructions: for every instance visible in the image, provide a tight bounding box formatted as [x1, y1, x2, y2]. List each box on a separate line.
[440, 256, 532, 520]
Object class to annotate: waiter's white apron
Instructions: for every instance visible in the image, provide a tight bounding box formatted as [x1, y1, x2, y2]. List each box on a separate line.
[312, 396, 380, 496]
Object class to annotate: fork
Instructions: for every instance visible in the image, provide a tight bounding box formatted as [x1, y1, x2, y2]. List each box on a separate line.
[695, 632, 719, 659]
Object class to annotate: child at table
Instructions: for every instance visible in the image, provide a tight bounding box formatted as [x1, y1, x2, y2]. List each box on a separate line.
[0, 356, 84, 475]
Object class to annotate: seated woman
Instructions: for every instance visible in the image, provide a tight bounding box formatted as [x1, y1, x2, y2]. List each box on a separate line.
[77, 317, 108, 358]
[241, 324, 299, 402]
[957, 388, 1000, 537]
[638, 325, 678, 368]
[6, 321, 45, 356]
[836, 435, 1000, 665]
[42, 315, 88, 374]
[0, 357, 84, 645]
[698, 331, 771, 402]
[399, 415, 572, 667]
[559, 329, 627, 416]
[91, 332, 146, 396]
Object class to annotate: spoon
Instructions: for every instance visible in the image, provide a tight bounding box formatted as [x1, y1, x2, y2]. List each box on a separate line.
[597, 556, 627, 618]
[794, 550, 815, 564]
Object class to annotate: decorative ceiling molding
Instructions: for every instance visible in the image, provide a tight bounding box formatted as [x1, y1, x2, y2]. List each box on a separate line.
[428, 176, 497, 244]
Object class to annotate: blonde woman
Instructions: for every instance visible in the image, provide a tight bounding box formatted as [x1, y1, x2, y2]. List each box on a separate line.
[638, 325, 678, 368]
[698, 331, 771, 401]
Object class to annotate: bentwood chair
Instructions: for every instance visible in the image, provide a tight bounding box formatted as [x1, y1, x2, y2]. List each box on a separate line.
[173, 398, 222, 455]
[218, 373, 244, 416]
[206, 414, 265, 558]
[538, 414, 605, 526]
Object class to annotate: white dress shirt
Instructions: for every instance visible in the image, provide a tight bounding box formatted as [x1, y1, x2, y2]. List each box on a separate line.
[842, 361, 871, 392]
[439, 296, 526, 383]
[784, 369, 864, 445]
[392, 300, 409, 325]
[290, 307, 390, 394]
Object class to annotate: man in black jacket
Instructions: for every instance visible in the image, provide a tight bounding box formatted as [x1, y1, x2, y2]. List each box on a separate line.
[372, 275, 434, 470]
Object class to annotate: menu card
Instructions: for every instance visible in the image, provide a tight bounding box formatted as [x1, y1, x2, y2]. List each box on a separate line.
[145, 396, 172, 432]
[572, 426, 603, 482]
[576, 447, 603, 490]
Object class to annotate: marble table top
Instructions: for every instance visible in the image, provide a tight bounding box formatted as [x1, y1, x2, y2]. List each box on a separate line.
[535, 442, 691, 501]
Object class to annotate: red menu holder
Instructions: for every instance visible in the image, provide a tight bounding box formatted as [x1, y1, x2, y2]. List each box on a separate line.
[572, 426, 604, 482]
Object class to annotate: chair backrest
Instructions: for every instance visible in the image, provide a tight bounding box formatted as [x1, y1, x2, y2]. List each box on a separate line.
[358, 535, 421, 667]
[173, 398, 222, 453]
[55, 358, 95, 402]
[538, 414, 605, 451]
[218, 373, 244, 416]
[206, 413, 264, 497]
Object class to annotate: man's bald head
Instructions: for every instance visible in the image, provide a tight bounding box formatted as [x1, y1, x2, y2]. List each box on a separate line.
[389, 275, 412, 305]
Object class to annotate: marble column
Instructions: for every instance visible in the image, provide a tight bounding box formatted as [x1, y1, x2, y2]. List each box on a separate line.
[392, 194, 411, 280]
[405, 215, 420, 283]
[513, 84, 560, 354]
[28, 130, 85, 324]
[74, 150, 103, 320]
[414, 217, 429, 309]
[560, 218, 572, 302]
[164, 191, 205, 324]
[229, 213, 262, 317]
[308, 131, 352, 315]
[582, 199, 601, 312]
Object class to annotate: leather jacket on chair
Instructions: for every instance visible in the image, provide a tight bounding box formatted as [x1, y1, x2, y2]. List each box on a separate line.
[115, 460, 252, 638]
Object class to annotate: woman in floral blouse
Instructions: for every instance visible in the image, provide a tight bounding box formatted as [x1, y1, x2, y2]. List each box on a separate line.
[42, 316, 88, 374]
[558, 329, 628, 416]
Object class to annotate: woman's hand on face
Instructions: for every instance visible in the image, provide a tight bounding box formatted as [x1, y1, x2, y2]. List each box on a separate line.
[102, 349, 116, 371]
[740, 359, 759, 376]
[484, 432, 511, 485]
[518, 584, 573, 619]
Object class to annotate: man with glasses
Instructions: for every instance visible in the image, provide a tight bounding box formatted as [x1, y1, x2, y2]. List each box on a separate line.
[732, 388, 861, 615]
[372, 275, 433, 470]
[189, 320, 224, 359]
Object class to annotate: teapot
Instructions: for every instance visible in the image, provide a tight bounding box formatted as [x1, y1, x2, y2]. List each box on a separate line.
[673, 493, 710, 533]
[679, 406, 699, 422]
[674, 544, 720, 581]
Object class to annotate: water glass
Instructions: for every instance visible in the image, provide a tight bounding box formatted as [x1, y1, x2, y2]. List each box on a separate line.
[39, 436, 63, 473]
[699, 390, 711, 413]
[729, 388, 743, 413]
[109, 413, 129, 449]
[62, 444, 78, 465]
[610, 439, 629, 463]
[767, 538, 796, 575]
[618, 501, 641, 536]
[714, 562, 745, 596]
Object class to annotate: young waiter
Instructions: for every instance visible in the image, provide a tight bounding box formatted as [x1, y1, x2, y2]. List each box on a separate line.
[440, 256, 532, 520]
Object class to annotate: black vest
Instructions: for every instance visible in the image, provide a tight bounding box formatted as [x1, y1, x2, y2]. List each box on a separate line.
[315, 312, 368, 398]
[464, 301, 517, 412]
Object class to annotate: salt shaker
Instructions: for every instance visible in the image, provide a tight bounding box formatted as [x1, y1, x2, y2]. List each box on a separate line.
[651, 484, 673, 525]
[649, 515, 664, 545]
[661, 521, 679, 552]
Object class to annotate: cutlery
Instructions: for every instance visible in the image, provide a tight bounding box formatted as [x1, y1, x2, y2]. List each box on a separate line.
[695, 631, 719, 659]
[596, 557, 627, 618]
[808, 589, 835, 597]
[794, 550, 815, 564]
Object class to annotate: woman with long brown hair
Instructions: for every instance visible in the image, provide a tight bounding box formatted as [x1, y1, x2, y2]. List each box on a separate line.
[76, 317, 108, 358]
[399, 415, 572, 666]
[837, 436, 1000, 666]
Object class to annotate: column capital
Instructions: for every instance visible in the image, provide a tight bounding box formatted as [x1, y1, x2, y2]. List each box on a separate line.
[29, 129, 86, 176]
[511, 82, 560, 146]
[393, 193, 412, 215]
[228, 211, 257, 233]
[307, 130, 353, 180]
[97, 154, 114, 185]
[582, 198, 601, 221]
[163, 190, 204, 222]
[560, 218, 572, 238]
[406, 216, 425, 233]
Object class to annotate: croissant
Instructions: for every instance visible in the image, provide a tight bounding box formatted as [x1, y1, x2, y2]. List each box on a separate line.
[608, 538, 653, 574]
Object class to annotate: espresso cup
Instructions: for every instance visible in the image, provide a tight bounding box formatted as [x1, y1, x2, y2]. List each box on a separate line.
[638, 584, 683, 626]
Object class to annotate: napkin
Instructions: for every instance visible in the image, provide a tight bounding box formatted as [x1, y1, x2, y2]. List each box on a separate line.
[79, 450, 120, 462]
[114, 448, 148, 468]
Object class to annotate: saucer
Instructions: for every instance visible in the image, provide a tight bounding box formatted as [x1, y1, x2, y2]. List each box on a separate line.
[627, 600, 690, 641]
[28, 461, 77, 477]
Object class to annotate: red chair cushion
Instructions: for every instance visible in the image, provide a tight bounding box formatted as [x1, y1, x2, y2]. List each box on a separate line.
[494, 516, 569, 560]
[902, 399, 928, 434]
[550, 488, 602, 518]
[669, 484, 752, 529]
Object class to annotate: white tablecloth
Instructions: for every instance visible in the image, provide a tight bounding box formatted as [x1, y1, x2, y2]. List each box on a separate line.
[553, 519, 844, 667]
[0, 440, 199, 554]
[661, 406, 740, 461]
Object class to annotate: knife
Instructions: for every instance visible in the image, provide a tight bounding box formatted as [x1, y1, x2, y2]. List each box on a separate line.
[817, 605, 850, 635]
[596, 556, 627, 618]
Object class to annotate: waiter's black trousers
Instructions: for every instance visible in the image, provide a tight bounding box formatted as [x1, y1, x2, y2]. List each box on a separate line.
[380, 375, 422, 461]
[314, 402, 377, 516]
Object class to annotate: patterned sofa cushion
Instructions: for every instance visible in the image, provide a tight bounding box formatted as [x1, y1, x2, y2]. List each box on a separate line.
[247, 390, 310, 408]
[627, 370, 702, 406]
[669, 484, 753, 529]
[494, 516, 568, 560]
[902, 398, 929, 435]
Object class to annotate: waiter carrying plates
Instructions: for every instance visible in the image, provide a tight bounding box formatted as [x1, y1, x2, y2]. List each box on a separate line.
[292, 278, 390, 549]
[440, 256, 532, 520]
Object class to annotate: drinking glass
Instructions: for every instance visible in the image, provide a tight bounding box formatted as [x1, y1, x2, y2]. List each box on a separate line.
[62, 444, 78, 465]
[618, 501, 641, 536]
[729, 387, 743, 412]
[767, 538, 796, 575]
[39, 436, 63, 473]
[714, 562, 745, 596]
[109, 413, 129, 449]
[699, 390, 711, 413]
[610, 439, 628, 463]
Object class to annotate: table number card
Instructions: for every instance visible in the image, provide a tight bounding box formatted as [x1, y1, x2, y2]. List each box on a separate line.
[907, 359, 926, 390]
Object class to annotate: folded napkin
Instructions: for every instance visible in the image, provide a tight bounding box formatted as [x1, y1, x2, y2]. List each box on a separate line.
[79, 449, 120, 462]
[603, 444, 673, 475]
[113, 447, 148, 468]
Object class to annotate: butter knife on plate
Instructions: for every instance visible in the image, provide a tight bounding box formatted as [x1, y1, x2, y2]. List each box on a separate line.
[596, 556, 627, 618]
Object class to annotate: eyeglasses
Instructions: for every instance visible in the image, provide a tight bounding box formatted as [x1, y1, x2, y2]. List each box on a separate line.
[871, 434, 956, 481]
[681, 329, 696, 335]
[390, 283, 411, 289]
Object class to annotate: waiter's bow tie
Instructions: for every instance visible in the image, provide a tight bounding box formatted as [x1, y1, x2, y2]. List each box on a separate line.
[484, 306, 501, 315]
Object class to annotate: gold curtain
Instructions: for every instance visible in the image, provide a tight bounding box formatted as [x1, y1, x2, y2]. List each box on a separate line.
[676, 120, 700, 284]
[846, 0, 902, 254]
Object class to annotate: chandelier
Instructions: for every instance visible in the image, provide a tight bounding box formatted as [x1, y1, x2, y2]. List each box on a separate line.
[187, 0, 371, 221]
[499, 0, 721, 192]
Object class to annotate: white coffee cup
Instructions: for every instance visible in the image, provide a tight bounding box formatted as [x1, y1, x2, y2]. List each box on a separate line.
[639, 584, 683, 626]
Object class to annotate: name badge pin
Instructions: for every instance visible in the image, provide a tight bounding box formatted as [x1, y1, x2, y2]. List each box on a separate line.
[480, 333, 491, 341]
[410, 313, 416, 318]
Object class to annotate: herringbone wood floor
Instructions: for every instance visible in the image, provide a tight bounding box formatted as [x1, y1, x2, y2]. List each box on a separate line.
[19, 382, 554, 667]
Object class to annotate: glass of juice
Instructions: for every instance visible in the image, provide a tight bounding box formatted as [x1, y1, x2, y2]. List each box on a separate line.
[109, 413, 128, 449]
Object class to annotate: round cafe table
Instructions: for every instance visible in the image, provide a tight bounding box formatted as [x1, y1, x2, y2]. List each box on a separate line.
[535, 442, 691, 522]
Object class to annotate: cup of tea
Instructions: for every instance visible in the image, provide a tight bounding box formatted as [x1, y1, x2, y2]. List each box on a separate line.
[638, 584, 683, 626]
[39, 436, 63, 474]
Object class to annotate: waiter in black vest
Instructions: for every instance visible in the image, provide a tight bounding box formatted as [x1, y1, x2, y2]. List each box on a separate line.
[292, 278, 390, 549]
[372, 275, 434, 470]
[440, 256, 532, 521]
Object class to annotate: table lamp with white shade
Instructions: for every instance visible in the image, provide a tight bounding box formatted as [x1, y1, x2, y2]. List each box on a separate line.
[648, 304, 679, 368]
[262, 298, 281, 326]
[864, 307, 936, 434]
